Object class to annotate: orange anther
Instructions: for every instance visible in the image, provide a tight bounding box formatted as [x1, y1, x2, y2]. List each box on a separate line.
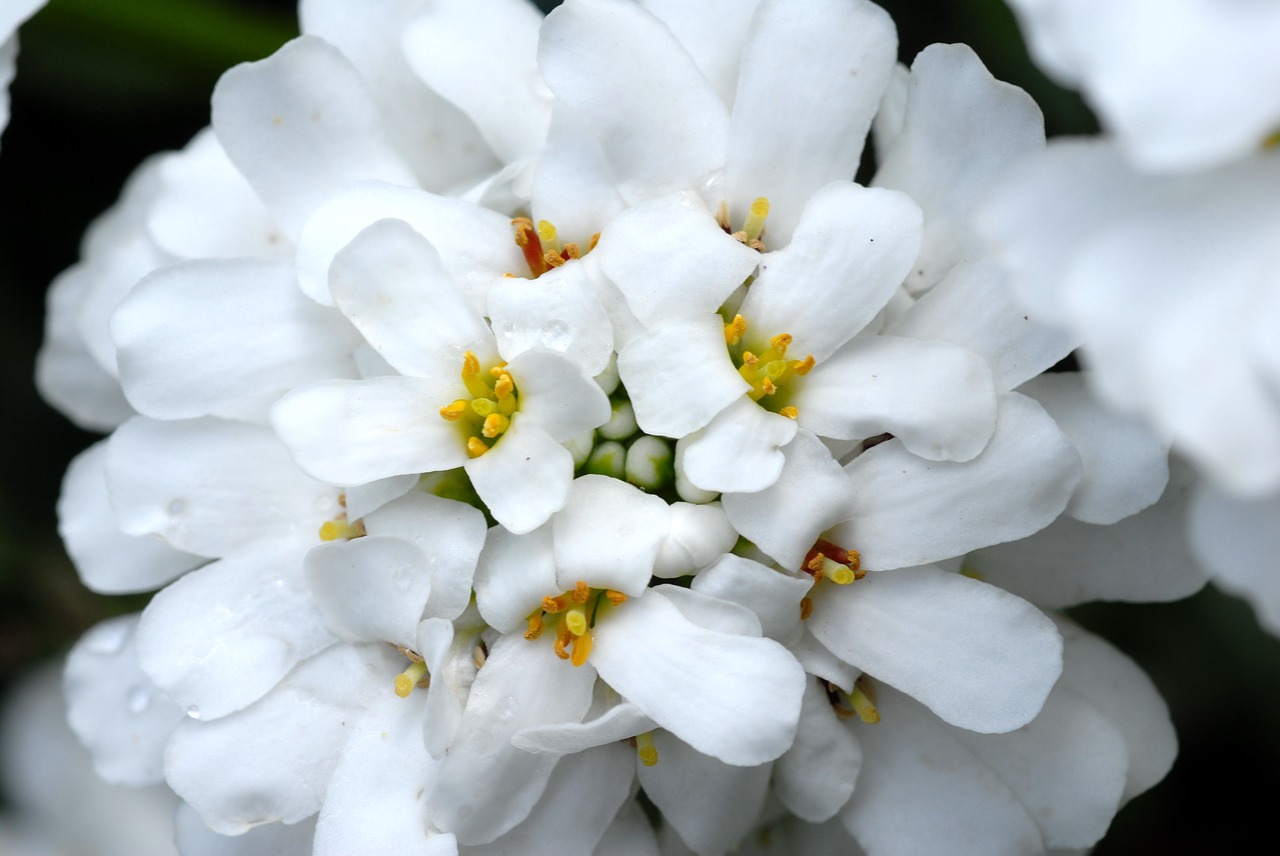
[605, 590, 627, 605]
[466, 437, 488, 458]
[573, 581, 590, 603]
[524, 613, 544, 640]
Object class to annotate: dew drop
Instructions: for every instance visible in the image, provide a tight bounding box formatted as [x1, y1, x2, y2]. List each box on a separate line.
[393, 566, 414, 593]
[186, 705, 202, 720]
[84, 621, 129, 655]
[167, 498, 188, 516]
[539, 320, 571, 351]
[497, 696, 519, 721]
[500, 321, 516, 335]
[126, 686, 151, 713]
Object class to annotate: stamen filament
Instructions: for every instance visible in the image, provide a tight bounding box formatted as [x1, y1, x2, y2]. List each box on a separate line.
[851, 678, 880, 724]
[635, 731, 659, 767]
[394, 661, 428, 699]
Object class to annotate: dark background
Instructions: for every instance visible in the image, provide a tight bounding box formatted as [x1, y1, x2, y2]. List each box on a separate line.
[1, 0, 1276, 850]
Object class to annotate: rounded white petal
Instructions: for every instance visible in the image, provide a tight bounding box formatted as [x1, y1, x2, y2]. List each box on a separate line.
[795, 335, 997, 462]
[507, 348, 612, 442]
[551, 475, 672, 596]
[739, 183, 923, 362]
[639, 0, 762, 104]
[211, 36, 416, 236]
[653, 501, 739, 579]
[474, 522, 559, 633]
[489, 261, 614, 376]
[723, 0, 897, 246]
[112, 259, 361, 421]
[530, 105, 626, 246]
[513, 702, 656, 756]
[808, 566, 1063, 733]
[136, 544, 337, 721]
[690, 554, 811, 641]
[305, 535, 431, 648]
[591, 589, 805, 765]
[58, 442, 202, 594]
[774, 680, 862, 823]
[538, 0, 729, 203]
[466, 416, 575, 534]
[1188, 480, 1280, 636]
[174, 802, 315, 856]
[271, 376, 471, 485]
[832, 392, 1082, 569]
[64, 615, 185, 787]
[679, 396, 799, 494]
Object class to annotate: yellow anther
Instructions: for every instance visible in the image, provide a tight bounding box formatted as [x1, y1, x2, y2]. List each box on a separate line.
[525, 612, 544, 640]
[563, 242, 581, 260]
[779, 406, 799, 420]
[553, 622, 572, 660]
[744, 197, 770, 241]
[462, 351, 481, 378]
[512, 216, 534, 247]
[741, 351, 759, 366]
[725, 313, 747, 346]
[573, 580, 590, 603]
[564, 607, 588, 637]
[800, 596, 813, 621]
[439, 399, 468, 421]
[768, 332, 792, 355]
[536, 219, 559, 250]
[489, 362, 509, 378]
[760, 377, 778, 396]
[605, 590, 627, 605]
[466, 437, 489, 458]
[588, 232, 601, 252]
[482, 413, 510, 439]
[544, 250, 566, 269]
[635, 731, 659, 767]
[319, 518, 365, 542]
[570, 628, 593, 666]
[851, 678, 880, 724]
[394, 661, 428, 699]
[542, 595, 567, 614]
[792, 354, 815, 376]
[494, 372, 515, 400]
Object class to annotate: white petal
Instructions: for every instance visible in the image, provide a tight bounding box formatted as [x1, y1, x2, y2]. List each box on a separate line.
[136, 543, 337, 720]
[1054, 616, 1177, 802]
[886, 255, 1076, 391]
[106, 416, 341, 557]
[1188, 480, 1280, 636]
[690, 554, 811, 641]
[774, 680, 862, 823]
[211, 36, 415, 235]
[175, 803, 315, 856]
[538, 0, 729, 203]
[720, 429, 855, 570]
[723, 0, 897, 246]
[425, 633, 596, 844]
[165, 644, 393, 835]
[873, 43, 1043, 289]
[342, 473, 417, 520]
[808, 566, 1062, 733]
[1020, 372, 1169, 524]
[680, 397, 798, 493]
[739, 183, 923, 362]
[795, 335, 997, 462]
[969, 458, 1207, 608]
[363, 490, 488, 622]
[58, 442, 201, 594]
[329, 218, 493, 377]
[513, 702, 656, 756]
[653, 501, 739, 578]
[593, 799, 661, 856]
[271, 376, 471, 484]
[832, 392, 1082, 569]
[489, 262, 614, 376]
[403, 0, 548, 162]
[296, 181, 520, 308]
[475, 522, 559, 633]
[841, 685, 1043, 856]
[64, 615, 185, 786]
[466, 416, 575, 534]
[639, 0, 762, 104]
[655, 583, 762, 638]
[596, 192, 761, 327]
[113, 259, 360, 421]
[787, 629, 857, 694]
[618, 314, 749, 439]
[305, 536, 431, 648]
[313, 688, 440, 856]
[507, 348, 612, 442]
[591, 589, 804, 765]
[636, 731, 771, 856]
[530, 105, 626, 247]
[418, 618, 472, 760]
[552, 475, 672, 596]
[468, 745, 634, 856]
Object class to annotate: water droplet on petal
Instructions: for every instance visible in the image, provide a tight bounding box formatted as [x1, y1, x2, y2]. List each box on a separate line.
[539, 320, 571, 351]
[127, 686, 151, 713]
[500, 321, 515, 335]
[497, 696, 519, 721]
[186, 705, 202, 720]
[167, 498, 188, 516]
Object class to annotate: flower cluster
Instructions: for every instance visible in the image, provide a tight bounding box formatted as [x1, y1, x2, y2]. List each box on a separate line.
[42, 1, 1182, 853]
[980, 0, 1280, 634]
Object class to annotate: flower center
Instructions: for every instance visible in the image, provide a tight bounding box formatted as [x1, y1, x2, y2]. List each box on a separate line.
[716, 196, 770, 252]
[723, 314, 814, 418]
[439, 351, 519, 458]
[798, 539, 864, 621]
[511, 217, 598, 278]
[523, 579, 628, 667]
[393, 646, 430, 698]
[318, 493, 366, 541]
[826, 675, 880, 724]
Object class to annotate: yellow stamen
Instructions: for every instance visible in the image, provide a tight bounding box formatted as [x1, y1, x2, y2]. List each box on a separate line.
[851, 678, 880, 724]
[563, 242, 581, 260]
[635, 731, 659, 767]
[553, 622, 572, 660]
[759, 377, 777, 396]
[792, 354, 815, 376]
[573, 580, 590, 603]
[494, 372, 515, 400]
[569, 628, 593, 666]
[588, 232, 601, 252]
[466, 437, 489, 458]
[725, 313, 747, 346]
[779, 406, 799, 420]
[605, 590, 627, 605]
[319, 518, 365, 542]
[525, 612, 544, 640]
[741, 351, 758, 366]
[543, 250, 566, 269]
[542, 595, 567, 614]
[461, 351, 480, 378]
[439, 399, 468, 421]
[482, 412, 509, 439]
[394, 661, 428, 699]
[800, 596, 813, 621]
[513, 217, 547, 277]
[743, 197, 770, 241]
[768, 332, 792, 356]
